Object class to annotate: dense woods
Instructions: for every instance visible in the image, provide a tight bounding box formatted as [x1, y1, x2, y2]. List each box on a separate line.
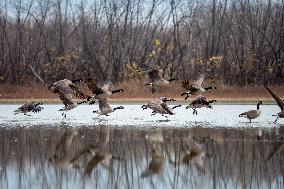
[0, 0, 284, 86]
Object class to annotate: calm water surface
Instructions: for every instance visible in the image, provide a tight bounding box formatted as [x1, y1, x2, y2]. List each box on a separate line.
[0, 104, 284, 189]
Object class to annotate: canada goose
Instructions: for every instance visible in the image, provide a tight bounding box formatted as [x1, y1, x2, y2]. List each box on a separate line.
[85, 76, 123, 103]
[93, 97, 124, 116]
[141, 97, 181, 117]
[145, 68, 178, 93]
[186, 95, 216, 115]
[48, 79, 89, 117]
[239, 101, 262, 123]
[181, 74, 216, 100]
[265, 85, 284, 123]
[141, 146, 165, 178]
[14, 102, 44, 116]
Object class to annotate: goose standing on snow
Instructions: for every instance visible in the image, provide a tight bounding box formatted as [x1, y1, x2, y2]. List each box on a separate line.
[239, 101, 262, 123]
[85, 76, 123, 103]
[14, 102, 44, 116]
[265, 85, 284, 123]
[48, 79, 90, 117]
[141, 97, 181, 117]
[93, 97, 124, 116]
[181, 74, 216, 100]
[186, 95, 216, 115]
[145, 68, 178, 93]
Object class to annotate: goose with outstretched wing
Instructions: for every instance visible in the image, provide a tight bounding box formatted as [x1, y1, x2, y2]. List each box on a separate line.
[141, 97, 181, 117]
[14, 102, 44, 116]
[92, 97, 124, 116]
[265, 85, 284, 123]
[85, 77, 123, 103]
[181, 74, 216, 100]
[145, 68, 178, 93]
[186, 95, 216, 115]
[48, 79, 89, 117]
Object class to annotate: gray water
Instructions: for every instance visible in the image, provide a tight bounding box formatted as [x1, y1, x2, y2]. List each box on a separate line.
[0, 104, 284, 189]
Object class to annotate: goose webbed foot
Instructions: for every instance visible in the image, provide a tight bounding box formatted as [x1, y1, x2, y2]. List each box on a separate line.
[151, 87, 156, 93]
[273, 115, 279, 124]
[114, 106, 124, 111]
[193, 109, 198, 115]
[24, 113, 31, 116]
[172, 105, 182, 109]
[61, 113, 67, 118]
[89, 100, 96, 105]
[151, 112, 156, 116]
[141, 105, 147, 110]
[181, 92, 191, 100]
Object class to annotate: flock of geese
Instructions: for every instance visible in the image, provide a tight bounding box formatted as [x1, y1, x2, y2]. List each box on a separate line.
[14, 68, 284, 123]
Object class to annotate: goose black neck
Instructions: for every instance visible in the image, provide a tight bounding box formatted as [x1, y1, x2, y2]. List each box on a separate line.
[204, 86, 215, 90]
[112, 89, 123, 94]
[48, 84, 55, 90]
[208, 100, 216, 104]
[257, 103, 261, 110]
[71, 79, 82, 83]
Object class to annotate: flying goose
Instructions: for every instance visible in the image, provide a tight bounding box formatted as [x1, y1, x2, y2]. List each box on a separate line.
[186, 95, 216, 115]
[93, 97, 124, 116]
[265, 85, 284, 123]
[14, 102, 44, 116]
[85, 76, 123, 103]
[145, 68, 178, 93]
[48, 79, 89, 117]
[239, 101, 262, 123]
[181, 74, 216, 100]
[141, 97, 181, 117]
[141, 146, 165, 178]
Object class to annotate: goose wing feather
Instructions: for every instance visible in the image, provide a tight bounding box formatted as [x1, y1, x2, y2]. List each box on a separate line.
[69, 84, 90, 99]
[86, 79, 105, 95]
[192, 74, 205, 88]
[265, 86, 284, 111]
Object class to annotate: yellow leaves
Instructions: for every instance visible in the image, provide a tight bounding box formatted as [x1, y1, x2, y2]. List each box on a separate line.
[153, 39, 161, 46]
[149, 39, 161, 59]
[126, 62, 145, 79]
[193, 57, 204, 65]
[209, 56, 223, 65]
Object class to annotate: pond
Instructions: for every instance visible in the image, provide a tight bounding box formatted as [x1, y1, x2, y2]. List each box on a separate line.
[0, 104, 283, 189]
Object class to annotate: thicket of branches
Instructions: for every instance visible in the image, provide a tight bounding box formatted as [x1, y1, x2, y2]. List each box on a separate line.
[0, 0, 283, 85]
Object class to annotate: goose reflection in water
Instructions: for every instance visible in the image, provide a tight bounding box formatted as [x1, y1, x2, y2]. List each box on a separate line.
[169, 141, 206, 175]
[141, 145, 165, 178]
[49, 128, 81, 170]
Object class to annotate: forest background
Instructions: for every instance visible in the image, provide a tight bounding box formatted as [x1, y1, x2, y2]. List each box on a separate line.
[0, 0, 284, 100]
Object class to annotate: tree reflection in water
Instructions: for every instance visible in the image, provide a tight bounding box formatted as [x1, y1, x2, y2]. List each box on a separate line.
[0, 125, 283, 189]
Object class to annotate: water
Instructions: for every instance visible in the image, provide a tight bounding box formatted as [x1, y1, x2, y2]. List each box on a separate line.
[0, 104, 282, 127]
[0, 104, 284, 189]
